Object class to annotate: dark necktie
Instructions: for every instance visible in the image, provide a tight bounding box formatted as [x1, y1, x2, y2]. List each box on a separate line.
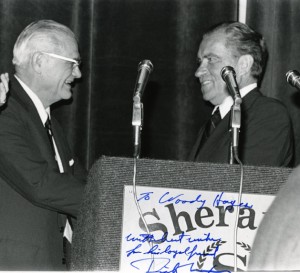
[206, 107, 222, 137]
[198, 107, 222, 151]
[44, 116, 56, 155]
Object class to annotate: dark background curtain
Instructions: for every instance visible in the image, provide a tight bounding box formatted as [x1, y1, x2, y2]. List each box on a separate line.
[1, 0, 299, 170]
[247, 0, 300, 165]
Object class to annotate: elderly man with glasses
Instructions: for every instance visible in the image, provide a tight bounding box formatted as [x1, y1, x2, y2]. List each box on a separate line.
[0, 20, 87, 270]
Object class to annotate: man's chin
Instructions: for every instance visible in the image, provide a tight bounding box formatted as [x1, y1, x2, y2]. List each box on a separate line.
[201, 88, 212, 101]
[62, 89, 73, 100]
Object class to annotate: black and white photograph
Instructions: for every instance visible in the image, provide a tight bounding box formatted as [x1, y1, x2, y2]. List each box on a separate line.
[0, 0, 299, 272]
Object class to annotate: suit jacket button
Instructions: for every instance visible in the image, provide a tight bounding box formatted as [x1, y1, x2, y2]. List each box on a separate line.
[62, 258, 66, 264]
[60, 226, 64, 233]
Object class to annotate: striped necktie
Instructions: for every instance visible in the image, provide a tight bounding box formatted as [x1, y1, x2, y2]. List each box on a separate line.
[44, 116, 56, 155]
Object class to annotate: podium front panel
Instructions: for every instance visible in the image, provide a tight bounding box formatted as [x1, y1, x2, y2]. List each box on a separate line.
[70, 156, 291, 271]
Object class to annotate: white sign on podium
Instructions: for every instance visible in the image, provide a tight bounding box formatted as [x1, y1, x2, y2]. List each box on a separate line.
[120, 185, 274, 273]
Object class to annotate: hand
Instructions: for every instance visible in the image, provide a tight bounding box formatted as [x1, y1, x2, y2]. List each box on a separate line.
[0, 73, 9, 106]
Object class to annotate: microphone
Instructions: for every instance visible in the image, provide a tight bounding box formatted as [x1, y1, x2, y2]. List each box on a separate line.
[132, 60, 154, 158]
[133, 60, 154, 100]
[286, 70, 300, 90]
[221, 66, 242, 164]
[221, 66, 242, 105]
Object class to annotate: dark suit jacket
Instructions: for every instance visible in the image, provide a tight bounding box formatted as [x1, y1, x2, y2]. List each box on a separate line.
[189, 89, 294, 167]
[0, 77, 86, 270]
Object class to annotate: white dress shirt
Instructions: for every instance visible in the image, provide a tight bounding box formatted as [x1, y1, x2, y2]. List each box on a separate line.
[212, 83, 257, 118]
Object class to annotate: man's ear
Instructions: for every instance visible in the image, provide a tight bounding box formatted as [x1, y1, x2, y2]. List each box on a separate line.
[237, 54, 254, 76]
[31, 52, 44, 74]
[237, 54, 254, 77]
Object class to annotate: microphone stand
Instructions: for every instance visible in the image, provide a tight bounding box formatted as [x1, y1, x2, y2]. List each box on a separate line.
[229, 97, 245, 273]
[132, 94, 143, 158]
[132, 90, 156, 268]
[229, 99, 241, 164]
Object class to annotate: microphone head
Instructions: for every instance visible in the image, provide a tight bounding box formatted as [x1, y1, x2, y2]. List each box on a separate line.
[286, 70, 300, 87]
[221, 66, 236, 81]
[138, 60, 154, 73]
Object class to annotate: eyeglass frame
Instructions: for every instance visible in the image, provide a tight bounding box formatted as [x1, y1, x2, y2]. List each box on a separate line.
[40, 51, 81, 69]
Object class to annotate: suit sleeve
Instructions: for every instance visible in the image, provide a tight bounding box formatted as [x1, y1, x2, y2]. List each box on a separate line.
[0, 105, 86, 218]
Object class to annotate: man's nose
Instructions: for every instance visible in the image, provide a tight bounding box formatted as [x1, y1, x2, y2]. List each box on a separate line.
[195, 62, 207, 78]
[73, 66, 82, 78]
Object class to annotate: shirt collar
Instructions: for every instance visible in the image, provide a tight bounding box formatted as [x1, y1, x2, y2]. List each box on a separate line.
[213, 83, 257, 119]
[14, 75, 50, 125]
[240, 82, 257, 97]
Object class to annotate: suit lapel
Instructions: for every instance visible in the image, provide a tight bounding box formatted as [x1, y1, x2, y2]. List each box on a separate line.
[196, 113, 231, 162]
[11, 77, 71, 172]
[12, 78, 55, 157]
[192, 88, 263, 162]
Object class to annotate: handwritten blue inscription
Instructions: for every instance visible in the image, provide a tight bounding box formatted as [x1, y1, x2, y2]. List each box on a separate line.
[138, 192, 154, 201]
[126, 232, 221, 244]
[213, 192, 253, 209]
[159, 192, 206, 208]
[137, 191, 253, 209]
[127, 243, 218, 260]
[129, 189, 254, 272]
[130, 258, 230, 273]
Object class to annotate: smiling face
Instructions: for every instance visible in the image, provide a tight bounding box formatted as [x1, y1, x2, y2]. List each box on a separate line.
[40, 36, 82, 106]
[195, 31, 239, 106]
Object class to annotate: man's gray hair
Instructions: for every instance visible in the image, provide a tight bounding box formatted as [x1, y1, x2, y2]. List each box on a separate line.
[13, 20, 76, 67]
[204, 21, 268, 82]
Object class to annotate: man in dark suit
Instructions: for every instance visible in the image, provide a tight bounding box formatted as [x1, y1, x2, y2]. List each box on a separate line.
[189, 22, 293, 167]
[0, 20, 86, 270]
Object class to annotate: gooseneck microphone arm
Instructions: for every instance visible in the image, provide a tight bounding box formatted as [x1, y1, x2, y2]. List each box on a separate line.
[230, 103, 241, 164]
[221, 66, 242, 164]
[132, 60, 153, 158]
[132, 98, 143, 158]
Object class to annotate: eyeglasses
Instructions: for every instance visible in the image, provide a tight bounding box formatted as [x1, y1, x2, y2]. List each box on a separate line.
[40, 51, 81, 70]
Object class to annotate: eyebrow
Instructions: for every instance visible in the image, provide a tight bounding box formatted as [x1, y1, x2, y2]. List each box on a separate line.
[203, 53, 220, 59]
[197, 53, 220, 62]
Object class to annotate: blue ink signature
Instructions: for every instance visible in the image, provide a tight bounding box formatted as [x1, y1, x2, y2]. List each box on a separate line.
[127, 243, 219, 260]
[159, 192, 206, 208]
[213, 192, 253, 208]
[126, 232, 221, 244]
[130, 257, 231, 273]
